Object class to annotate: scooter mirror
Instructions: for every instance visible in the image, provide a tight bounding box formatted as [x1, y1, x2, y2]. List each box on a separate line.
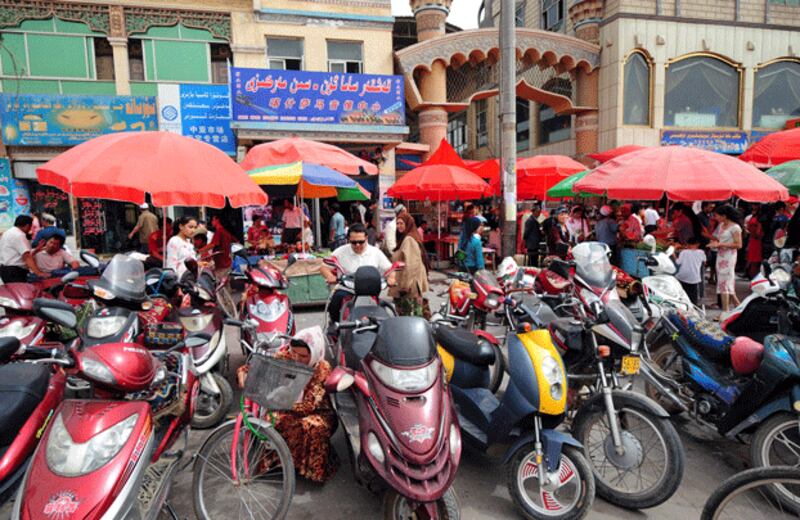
[0, 337, 20, 363]
[775, 229, 788, 249]
[184, 258, 199, 275]
[643, 235, 657, 253]
[60, 271, 79, 283]
[32, 298, 77, 329]
[80, 250, 101, 269]
[324, 366, 355, 393]
[286, 253, 298, 267]
[231, 243, 246, 257]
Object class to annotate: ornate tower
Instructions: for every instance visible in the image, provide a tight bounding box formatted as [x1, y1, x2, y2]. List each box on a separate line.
[569, 0, 603, 164]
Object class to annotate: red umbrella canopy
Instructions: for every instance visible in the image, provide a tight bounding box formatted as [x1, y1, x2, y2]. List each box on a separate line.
[467, 159, 499, 179]
[387, 139, 489, 201]
[488, 155, 586, 199]
[240, 136, 377, 175]
[36, 131, 267, 208]
[739, 127, 800, 168]
[575, 145, 789, 202]
[587, 145, 646, 164]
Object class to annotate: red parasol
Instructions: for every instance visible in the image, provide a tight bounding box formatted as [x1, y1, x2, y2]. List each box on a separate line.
[467, 159, 499, 179]
[488, 155, 586, 199]
[240, 136, 377, 175]
[739, 127, 800, 168]
[36, 131, 267, 208]
[575, 146, 789, 202]
[587, 145, 646, 163]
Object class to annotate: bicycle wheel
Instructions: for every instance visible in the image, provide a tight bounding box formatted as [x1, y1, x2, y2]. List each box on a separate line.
[193, 418, 295, 520]
[701, 466, 800, 520]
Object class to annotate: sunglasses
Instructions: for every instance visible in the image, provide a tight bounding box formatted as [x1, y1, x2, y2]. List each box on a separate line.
[350, 240, 366, 245]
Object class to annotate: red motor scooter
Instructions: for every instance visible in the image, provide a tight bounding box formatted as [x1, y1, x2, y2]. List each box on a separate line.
[325, 265, 462, 519]
[0, 338, 67, 504]
[10, 297, 203, 520]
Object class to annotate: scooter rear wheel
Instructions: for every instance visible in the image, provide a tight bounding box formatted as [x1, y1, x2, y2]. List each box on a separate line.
[507, 444, 594, 520]
[191, 372, 234, 429]
[382, 487, 460, 520]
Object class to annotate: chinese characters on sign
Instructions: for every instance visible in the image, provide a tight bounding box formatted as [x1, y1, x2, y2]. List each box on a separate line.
[157, 84, 236, 155]
[230, 67, 405, 127]
[0, 94, 157, 146]
[79, 199, 104, 236]
[0, 158, 30, 232]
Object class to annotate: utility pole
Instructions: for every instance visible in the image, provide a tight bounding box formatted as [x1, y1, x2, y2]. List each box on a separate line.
[499, 0, 517, 258]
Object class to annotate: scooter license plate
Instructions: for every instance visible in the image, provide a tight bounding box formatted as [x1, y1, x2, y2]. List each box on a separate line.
[621, 355, 641, 375]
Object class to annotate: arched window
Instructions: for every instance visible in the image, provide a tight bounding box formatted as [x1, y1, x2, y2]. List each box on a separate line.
[753, 60, 800, 129]
[538, 78, 572, 145]
[664, 55, 740, 128]
[623, 51, 651, 125]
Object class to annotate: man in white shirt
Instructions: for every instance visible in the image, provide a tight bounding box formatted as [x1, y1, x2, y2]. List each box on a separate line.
[281, 198, 305, 245]
[320, 223, 395, 323]
[354, 202, 367, 225]
[0, 215, 45, 282]
[644, 204, 661, 233]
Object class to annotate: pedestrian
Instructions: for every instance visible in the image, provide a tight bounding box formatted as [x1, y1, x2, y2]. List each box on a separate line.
[281, 199, 304, 246]
[145, 217, 172, 269]
[547, 207, 570, 259]
[745, 205, 763, 278]
[523, 204, 542, 266]
[674, 237, 706, 305]
[166, 216, 198, 277]
[709, 204, 742, 313]
[566, 205, 590, 244]
[644, 203, 660, 234]
[462, 216, 485, 274]
[671, 205, 695, 245]
[366, 222, 377, 246]
[595, 205, 619, 264]
[199, 215, 237, 280]
[320, 223, 395, 324]
[34, 235, 80, 275]
[329, 203, 347, 249]
[354, 201, 367, 225]
[488, 223, 501, 252]
[0, 215, 45, 282]
[128, 203, 159, 253]
[301, 219, 315, 250]
[619, 203, 643, 245]
[390, 213, 430, 317]
[31, 213, 66, 248]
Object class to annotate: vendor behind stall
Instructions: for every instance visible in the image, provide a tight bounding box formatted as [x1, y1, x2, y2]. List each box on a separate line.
[282, 199, 305, 246]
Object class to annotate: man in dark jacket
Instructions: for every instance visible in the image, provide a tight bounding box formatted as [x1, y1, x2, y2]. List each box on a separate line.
[523, 204, 542, 266]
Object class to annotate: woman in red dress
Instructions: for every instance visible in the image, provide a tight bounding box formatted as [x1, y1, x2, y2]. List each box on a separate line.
[745, 205, 763, 279]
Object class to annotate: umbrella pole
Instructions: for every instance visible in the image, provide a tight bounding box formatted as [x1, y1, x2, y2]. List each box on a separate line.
[162, 210, 167, 269]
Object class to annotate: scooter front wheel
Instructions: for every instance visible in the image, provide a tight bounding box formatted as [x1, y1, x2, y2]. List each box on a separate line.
[191, 373, 234, 429]
[382, 487, 460, 520]
[750, 412, 800, 512]
[507, 444, 594, 520]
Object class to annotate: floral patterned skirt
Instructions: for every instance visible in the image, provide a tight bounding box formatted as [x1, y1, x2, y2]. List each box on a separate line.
[716, 248, 738, 294]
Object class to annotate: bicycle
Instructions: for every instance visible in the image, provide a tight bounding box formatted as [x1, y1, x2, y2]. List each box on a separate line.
[701, 466, 800, 519]
[191, 321, 298, 520]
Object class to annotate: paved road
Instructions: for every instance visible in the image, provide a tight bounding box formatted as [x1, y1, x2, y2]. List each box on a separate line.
[1, 275, 755, 519]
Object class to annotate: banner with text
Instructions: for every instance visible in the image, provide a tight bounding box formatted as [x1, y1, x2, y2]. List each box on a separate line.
[157, 84, 235, 155]
[230, 67, 405, 127]
[0, 94, 157, 146]
[0, 158, 30, 232]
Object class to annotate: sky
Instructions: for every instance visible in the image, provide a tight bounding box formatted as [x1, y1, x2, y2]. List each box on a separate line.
[390, 0, 483, 29]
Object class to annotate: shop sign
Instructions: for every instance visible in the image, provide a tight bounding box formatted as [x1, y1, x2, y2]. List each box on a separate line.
[0, 158, 30, 232]
[157, 84, 236, 155]
[660, 130, 748, 154]
[0, 94, 157, 146]
[230, 67, 405, 127]
[749, 130, 776, 145]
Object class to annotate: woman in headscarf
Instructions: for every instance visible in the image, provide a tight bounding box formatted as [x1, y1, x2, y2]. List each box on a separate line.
[390, 212, 431, 317]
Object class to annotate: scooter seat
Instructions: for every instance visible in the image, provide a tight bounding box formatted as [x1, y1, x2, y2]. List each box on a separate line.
[668, 310, 733, 360]
[434, 325, 495, 366]
[343, 305, 390, 369]
[0, 363, 50, 446]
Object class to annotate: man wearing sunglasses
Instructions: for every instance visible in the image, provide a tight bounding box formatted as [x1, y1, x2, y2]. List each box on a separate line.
[321, 223, 395, 324]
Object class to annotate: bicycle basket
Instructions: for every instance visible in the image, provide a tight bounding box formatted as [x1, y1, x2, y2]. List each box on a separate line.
[243, 353, 314, 411]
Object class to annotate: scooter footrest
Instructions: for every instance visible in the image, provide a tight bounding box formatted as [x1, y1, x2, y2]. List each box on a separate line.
[137, 454, 181, 514]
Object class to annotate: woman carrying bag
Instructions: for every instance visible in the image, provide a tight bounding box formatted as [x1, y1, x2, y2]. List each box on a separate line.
[390, 213, 431, 318]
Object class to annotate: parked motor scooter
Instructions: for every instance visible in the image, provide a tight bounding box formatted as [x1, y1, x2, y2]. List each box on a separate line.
[644, 306, 800, 510]
[0, 271, 79, 344]
[0, 338, 67, 504]
[10, 297, 203, 520]
[434, 308, 595, 519]
[325, 265, 461, 519]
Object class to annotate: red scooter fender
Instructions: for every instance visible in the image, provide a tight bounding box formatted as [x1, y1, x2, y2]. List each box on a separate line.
[12, 400, 154, 520]
[473, 329, 499, 346]
[0, 370, 66, 482]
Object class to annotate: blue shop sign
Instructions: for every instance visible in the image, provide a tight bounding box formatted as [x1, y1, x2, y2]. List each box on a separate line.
[660, 130, 748, 154]
[0, 94, 157, 146]
[230, 67, 405, 127]
[157, 84, 235, 155]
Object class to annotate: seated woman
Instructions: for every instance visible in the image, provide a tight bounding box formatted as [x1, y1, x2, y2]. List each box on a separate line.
[34, 235, 80, 275]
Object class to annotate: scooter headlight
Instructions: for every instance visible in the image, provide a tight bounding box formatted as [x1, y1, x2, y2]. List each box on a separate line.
[541, 355, 564, 401]
[367, 432, 385, 464]
[46, 412, 138, 476]
[86, 316, 127, 338]
[370, 358, 438, 393]
[0, 296, 20, 309]
[484, 295, 500, 310]
[249, 300, 287, 323]
[179, 312, 214, 332]
[81, 355, 117, 385]
[0, 320, 37, 339]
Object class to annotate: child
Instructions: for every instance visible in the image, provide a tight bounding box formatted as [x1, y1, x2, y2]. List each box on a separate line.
[675, 237, 707, 305]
